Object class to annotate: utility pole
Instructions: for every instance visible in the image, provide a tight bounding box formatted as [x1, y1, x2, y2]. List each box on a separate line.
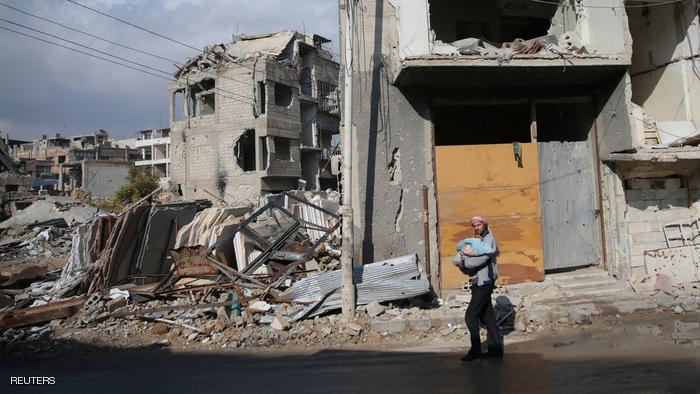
[341, 0, 356, 322]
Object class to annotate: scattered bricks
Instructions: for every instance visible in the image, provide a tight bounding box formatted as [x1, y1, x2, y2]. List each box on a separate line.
[664, 178, 682, 189]
[370, 319, 407, 333]
[152, 322, 169, 335]
[656, 293, 676, 308]
[270, 315, 290, 331]
[365, 301, 386, 318]
[655, 273, 673, 294]
[407, 318, 432, 332]
[105, 297, 127, 313]
[569, 308, 592, 325]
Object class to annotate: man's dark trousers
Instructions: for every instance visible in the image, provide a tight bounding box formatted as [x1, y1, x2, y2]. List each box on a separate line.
[465, 283, 501, 355]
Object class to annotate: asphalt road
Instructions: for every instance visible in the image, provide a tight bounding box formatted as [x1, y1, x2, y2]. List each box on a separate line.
[1, 323, 699, 393]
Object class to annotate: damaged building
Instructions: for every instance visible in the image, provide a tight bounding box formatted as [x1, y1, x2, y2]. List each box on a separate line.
[170, 31, 341, 205]
[339, 0, 700, 293]
[10, 130, 139, 196]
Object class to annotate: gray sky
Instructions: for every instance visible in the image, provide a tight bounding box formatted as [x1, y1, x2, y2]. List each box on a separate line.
[0, 0, 339, 142]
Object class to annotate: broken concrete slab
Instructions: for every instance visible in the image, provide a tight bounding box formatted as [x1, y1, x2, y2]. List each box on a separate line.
[365, 301, 386, 318]
[370, 319, 407, 333]
[270, 315, 290, 331]
[646, 247, 700, 285]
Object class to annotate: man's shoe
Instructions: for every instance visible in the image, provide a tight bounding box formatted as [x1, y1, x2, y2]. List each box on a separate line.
[484, 347, 504, 359]
[460, 352, 481, 362]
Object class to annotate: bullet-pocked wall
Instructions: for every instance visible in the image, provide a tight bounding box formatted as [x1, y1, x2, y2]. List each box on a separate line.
[340, 0, 440, 289]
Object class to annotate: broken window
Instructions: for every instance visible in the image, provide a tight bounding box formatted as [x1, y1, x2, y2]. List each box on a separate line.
[234, 129, 256, 171]
[173, 89, 186, 121]
[317, 81, 339, 113]
[257, 81, 266, 114]
[429, 0, 558, 45]
[259, 137, 269, 171]
[299, 44, 315, 97]
[274, 137, 291, 161]
[190, 78, 216, 116]
[274, 83, 293, 107]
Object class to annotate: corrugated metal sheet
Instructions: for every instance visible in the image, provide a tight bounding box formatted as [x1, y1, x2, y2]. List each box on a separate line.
[539, 141, 601, 270]
[281, 254, 429, 321]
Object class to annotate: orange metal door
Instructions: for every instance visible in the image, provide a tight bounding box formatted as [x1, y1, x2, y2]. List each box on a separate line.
[435, 143, 545, 289]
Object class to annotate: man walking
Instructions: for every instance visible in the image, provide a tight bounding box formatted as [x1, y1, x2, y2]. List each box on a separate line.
[452, 215, 503, 362]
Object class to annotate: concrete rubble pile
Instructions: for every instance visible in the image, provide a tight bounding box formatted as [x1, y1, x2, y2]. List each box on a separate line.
[0, 191, 432, 349]
[446, 31, 587, 64]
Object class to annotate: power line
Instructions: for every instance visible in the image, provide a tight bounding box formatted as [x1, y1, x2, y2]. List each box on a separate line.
[0, 24, 170, 81]
[4, 1, 257, 86]
[0, 25, 255, 106]
[0, 17, 173, 77]
[526, 0, 687, 9]
[0, 18, 255, 104]
[0, 1, 177, 64]
[64, 0, 201, 52]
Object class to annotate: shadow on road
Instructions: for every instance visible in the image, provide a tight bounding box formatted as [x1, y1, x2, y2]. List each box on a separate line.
[1, 337, 699, 393]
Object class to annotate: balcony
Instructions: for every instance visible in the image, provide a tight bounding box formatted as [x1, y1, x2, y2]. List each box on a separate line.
[392, 0, 631, 87]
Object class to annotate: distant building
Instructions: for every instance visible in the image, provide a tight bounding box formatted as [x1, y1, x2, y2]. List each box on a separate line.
[10, 130, 139, 193]
[134, 128, 171, 181]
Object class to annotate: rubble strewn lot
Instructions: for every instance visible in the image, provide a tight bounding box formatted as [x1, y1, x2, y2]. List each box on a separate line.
[1, 191, 699, 360]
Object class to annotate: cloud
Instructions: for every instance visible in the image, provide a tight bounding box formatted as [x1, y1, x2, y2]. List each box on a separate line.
[0, 0, 339, 140]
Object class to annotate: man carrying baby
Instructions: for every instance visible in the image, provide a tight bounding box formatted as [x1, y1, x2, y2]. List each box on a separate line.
[451, 215, 503, 362]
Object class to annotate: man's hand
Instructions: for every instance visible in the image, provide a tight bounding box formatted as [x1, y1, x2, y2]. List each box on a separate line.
[461, 246, 476, 256]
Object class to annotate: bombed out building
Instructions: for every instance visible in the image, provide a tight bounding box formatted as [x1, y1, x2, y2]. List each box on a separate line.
[340, 0, 700, 293]
[169, 31, 341, 206]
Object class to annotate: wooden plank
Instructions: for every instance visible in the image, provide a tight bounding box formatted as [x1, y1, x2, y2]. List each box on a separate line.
[0, 297, 86, 329]
[435, 144, 540, 191]
[435, 142, 544, 289]
[437, 187, 542, 221]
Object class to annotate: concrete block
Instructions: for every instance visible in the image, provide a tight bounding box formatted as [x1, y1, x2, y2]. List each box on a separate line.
[625, 190, 642, 200]
[628, 220, 656, 234]
[432, 315, 463, 328]
[656, 293, 676, 307]
[407, 318, 432, 332]
[626, 210, 656, 223]
[365, 301, 386, 318]
[660, 199, 688, 209]
[664, 178, 682, 189]
[370, 319, 407, 333]
[657, 208, 690, 223]
[681, 298, 699, 312]
[270, 315, 290, 331]
[106, 296, 127, 313]
[642, 232, 666, 244]
[630, 255, 645, 268]
[628, 178, 651, 190]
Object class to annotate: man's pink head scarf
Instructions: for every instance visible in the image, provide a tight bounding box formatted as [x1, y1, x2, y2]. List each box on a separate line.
[469, 216, 488, 226]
